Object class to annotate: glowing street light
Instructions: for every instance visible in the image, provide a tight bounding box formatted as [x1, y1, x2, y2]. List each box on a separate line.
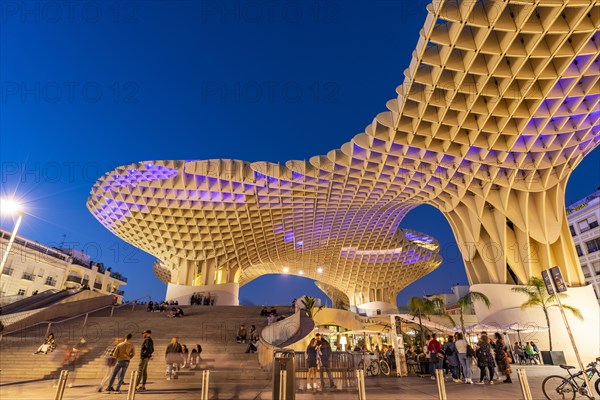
[317, 267, 324, 274]
[0, 199, 23, 276]
[282, 267, 289, 273]
[0, 200, 20, 215]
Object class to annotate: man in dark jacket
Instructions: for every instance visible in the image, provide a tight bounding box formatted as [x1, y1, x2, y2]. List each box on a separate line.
[136, 330, 154, 391]
[316, 334, 336, 390]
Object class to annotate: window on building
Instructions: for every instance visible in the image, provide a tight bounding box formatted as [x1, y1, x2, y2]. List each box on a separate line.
[586, 238, 600, 254]
[576, 245, 584, 257]
[17, 289, 26, 296]
[570, 225, 577, 236]
[593, 262, 600, 275]
[578, 216, 599, 233]
[45, 276, 56, 287]
[582, 265, 591, 278]
[21, 271, 35, 281]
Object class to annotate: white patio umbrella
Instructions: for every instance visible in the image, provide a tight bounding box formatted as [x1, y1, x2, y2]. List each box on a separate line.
[462, 323, 503, 333]
[397, 314, 454, 333]
[505, 322, 548, 343]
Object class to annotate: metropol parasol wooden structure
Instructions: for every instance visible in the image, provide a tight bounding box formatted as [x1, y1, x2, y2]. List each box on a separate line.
[88, 0, 599, 312]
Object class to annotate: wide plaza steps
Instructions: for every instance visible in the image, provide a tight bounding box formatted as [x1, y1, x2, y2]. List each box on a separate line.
[0, 305, 278, 384]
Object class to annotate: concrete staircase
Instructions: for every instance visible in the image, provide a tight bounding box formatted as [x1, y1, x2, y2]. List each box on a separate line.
[0, 305, 274, 386]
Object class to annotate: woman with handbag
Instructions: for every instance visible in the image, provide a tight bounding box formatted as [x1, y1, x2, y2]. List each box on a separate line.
[455, 333, 473, 384]
[493, 332, 512, 383]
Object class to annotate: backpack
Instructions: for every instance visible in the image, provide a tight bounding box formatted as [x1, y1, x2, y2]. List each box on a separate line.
[445, 344, 455, 357]
[466, 344, 475, 358]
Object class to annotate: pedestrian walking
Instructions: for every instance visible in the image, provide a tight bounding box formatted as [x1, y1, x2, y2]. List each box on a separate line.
[98, 338, 120, 392]
[105, 333, 135, 393]
[136, 330, 154, 391]
[165, 337, 182, 380]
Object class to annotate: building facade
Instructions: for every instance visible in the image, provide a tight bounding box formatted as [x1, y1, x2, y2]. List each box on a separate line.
[0, 229, 127, 302]
[87, 0, 600, 363]
[426, 284, 474, 312]
[567, 189, 600, 303]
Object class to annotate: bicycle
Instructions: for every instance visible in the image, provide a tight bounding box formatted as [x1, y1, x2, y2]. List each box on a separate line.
[355, 352, 392, 376]
[379, 357, 391, 376]
[542, 357, 600, 400]
[357, 353, 381, 376]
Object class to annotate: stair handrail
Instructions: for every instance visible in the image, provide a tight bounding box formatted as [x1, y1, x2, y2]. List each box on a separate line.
[258, 310, 304, 371]
[0, 294, 152, 340]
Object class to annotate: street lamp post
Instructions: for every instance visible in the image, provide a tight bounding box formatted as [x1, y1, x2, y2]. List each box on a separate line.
[0, 201, 23, 276]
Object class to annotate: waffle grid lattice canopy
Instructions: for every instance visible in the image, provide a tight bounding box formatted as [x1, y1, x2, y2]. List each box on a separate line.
[88, 0, 600, 305]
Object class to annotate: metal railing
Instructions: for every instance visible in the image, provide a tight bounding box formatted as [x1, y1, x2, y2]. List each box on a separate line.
[110, 271, 128, 282]
[258, 312, 302, 371]
[0, 294, 151, 341]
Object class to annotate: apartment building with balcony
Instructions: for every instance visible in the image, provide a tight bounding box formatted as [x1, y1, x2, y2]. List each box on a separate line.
[567, 188, 600, 304]
[0, 229, 127, 303]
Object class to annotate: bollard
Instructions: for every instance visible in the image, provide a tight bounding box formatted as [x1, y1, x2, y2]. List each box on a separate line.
[110, 306, 115, 318]
[126, 370, 138, 400]
[435, 369, 447, 400]
[517, 369, 533, 400]
[82, 313, 89, 328]
[279, 370, 287, 400]
[356, 369, 366, 400]
[54, 370, 69, 400]
[201, 370, 210, 400]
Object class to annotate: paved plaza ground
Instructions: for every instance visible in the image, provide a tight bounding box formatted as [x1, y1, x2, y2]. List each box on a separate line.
[0, 364, 587, 399]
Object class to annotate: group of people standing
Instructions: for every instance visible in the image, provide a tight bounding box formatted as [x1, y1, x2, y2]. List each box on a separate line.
[100, 330, 152, 393]
[190, 292, 214, 306]
[99, 330, 203, 393]
[409, 331, 512, 385]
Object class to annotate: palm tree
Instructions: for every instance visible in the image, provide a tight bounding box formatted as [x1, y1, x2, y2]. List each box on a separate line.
[407, 297, 454, 347]
[301, 296, 322, 320]
[511, 277, 583, 351]
[456, 291, 491, 336]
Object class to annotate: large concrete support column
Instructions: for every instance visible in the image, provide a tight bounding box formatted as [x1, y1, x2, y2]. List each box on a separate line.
[165, 282, 239, 305]
[442, 181, 587, 286]
[472, 283, 600, 364]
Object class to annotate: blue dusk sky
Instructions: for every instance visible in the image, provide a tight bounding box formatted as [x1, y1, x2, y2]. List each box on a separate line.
[1, 1, 598, 306]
